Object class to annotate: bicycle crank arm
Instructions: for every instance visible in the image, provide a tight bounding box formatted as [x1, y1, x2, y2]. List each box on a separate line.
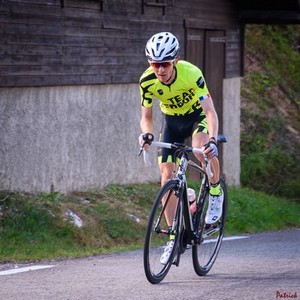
[202, 227, 220, 239]
[172, 249, 181, 267]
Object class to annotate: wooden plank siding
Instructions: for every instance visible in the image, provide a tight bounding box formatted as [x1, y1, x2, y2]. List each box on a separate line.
[0, 0, 242, 87]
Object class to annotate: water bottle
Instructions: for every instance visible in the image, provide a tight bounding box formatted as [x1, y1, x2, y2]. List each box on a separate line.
[187, 188, 196, 203]
[187, 188, 197, 214]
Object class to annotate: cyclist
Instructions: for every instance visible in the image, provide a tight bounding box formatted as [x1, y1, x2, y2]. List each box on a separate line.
[139, 32, 224, 263]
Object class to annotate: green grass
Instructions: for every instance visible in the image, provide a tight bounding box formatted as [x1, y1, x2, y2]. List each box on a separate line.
[0, 184, 159, 262]
[0, 183, 299, 262]
[245, 24, 300, 105]
[241, 24, 300, 198]
[226, 187, 299, 234]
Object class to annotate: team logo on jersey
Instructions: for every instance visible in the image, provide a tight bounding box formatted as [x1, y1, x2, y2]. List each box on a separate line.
[157, 89, 164, 95]
[196, 77, 205, 89]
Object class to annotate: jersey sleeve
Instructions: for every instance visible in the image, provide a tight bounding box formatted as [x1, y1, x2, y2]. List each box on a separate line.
[193, 68, 210, 101]
[139, 69, 157, 108]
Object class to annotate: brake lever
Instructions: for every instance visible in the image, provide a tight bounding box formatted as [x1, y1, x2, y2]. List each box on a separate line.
[138, 142, 146, 156]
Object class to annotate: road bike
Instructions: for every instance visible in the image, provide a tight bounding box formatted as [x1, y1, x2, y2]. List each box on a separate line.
[140, 134, 228, 284]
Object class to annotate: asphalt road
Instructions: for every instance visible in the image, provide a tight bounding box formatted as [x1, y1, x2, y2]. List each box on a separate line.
[0, 229, 299, 300]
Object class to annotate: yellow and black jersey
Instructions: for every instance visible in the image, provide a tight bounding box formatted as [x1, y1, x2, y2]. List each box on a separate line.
[139, 60, 210, 116]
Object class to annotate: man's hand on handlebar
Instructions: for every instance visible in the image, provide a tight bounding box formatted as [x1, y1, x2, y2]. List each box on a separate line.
[203, 137, 218, 158]
[139, 132, 154, 151]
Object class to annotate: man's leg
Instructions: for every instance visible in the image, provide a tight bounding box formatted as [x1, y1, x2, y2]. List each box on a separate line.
[159, 162, 177, 227]
[192, 131, 220, 184]
[192, 132, 223, 224]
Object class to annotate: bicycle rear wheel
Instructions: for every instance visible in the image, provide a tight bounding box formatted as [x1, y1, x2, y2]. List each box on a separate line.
[192, 179, 227, 276]
[143, 180, 181, 284]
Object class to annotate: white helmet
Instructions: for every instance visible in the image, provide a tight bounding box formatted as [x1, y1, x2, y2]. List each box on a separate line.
[145, 32, 180, 62]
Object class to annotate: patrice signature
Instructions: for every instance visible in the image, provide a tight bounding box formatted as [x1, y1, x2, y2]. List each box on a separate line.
[276, 291, 298, 299]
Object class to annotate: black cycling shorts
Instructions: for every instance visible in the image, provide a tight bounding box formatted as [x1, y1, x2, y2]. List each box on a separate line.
[158, 108, 208, 164]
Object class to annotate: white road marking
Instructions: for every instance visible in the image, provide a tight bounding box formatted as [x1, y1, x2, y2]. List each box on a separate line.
[223, 235, 250, 241]
[203, 235, 250, 244]
[0, 265, 56, 276]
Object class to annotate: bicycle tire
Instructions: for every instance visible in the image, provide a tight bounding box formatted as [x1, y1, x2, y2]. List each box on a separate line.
[143, 180, 182, 284]
[192, 179, 227, 276]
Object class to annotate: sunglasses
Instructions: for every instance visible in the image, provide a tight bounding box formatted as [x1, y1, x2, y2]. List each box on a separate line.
[150, 61, 174, 69]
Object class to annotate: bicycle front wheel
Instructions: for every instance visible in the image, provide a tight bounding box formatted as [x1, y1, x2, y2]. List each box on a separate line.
[143, 180, 181, 284]
[192, 179, 227, 276]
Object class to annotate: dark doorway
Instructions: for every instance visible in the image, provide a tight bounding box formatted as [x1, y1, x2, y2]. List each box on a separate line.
[185, 27, 226, 178]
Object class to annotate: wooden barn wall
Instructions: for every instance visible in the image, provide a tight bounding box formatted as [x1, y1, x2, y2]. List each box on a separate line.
[0, 0, 241, 87]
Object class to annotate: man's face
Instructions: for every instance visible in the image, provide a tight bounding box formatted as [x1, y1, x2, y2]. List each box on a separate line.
[149, 60, 176, 84]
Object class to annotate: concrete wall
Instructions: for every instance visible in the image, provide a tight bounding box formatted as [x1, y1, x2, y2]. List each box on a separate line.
[222, 77, 241, 186]
[0, 84, 161, 193]
[0, 80, 241, 193]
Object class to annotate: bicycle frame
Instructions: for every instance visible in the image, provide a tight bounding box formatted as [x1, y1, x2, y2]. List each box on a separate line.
[161, 147, 209, 266]
[142, 141, 211, 245]
[175, 152, 200, 245]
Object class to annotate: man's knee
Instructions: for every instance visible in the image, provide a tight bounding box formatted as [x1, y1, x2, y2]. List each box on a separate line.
[159, 162, 175, 185]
